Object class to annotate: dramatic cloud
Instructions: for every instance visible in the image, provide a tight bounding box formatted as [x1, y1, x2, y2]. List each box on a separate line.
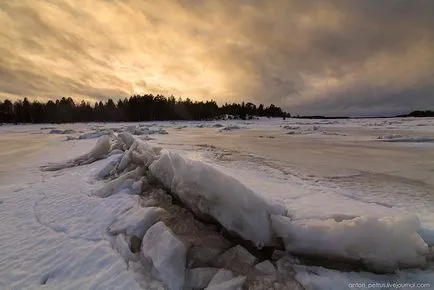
[1, 0, 433, 115]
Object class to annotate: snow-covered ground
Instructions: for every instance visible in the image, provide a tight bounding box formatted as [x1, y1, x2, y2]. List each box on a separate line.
[0, 117, 433, 289]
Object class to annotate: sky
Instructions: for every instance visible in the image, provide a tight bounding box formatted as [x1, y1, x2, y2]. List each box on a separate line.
[1, 0, 434, 116]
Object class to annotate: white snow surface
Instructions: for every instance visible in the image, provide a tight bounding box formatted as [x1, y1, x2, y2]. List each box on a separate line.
[1, 118, 434, 289]
[0, 146, 141, 289]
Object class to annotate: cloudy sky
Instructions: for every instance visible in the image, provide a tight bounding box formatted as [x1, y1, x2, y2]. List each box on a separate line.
[1, 0, 433, 116]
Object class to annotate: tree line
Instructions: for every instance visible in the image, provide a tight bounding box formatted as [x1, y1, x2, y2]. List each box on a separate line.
[397, 110, 434, 118]
[0, 95, 289, 123]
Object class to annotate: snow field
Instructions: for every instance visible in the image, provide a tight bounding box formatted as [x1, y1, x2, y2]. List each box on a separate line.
[2, 118, 434, 289]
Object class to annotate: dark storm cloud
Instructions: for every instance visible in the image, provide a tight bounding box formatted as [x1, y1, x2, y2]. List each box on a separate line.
[291, 83, 434, 117]
[0, 0, 433, 115]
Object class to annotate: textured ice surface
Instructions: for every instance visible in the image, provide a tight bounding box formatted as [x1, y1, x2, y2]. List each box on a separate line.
[205, 269, 246, 290]
[150, 151, 286, 248]
[41, 135, 111, 171]
[141, 222, 186, 290]
[272, 214, 429, 272]
[1, 118, 434, 289]
[108, 206, 165, 238]
[185, 267, 219, 289]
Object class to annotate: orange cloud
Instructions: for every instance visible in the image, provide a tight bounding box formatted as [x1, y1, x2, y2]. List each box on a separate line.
[1, 0, 433, 115]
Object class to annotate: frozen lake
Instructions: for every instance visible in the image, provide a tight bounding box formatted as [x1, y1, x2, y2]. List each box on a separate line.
[0, 117, 433, 289]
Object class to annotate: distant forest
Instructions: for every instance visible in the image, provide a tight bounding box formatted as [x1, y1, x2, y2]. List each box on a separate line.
[397, 110, 434, 118]
[0, 95, 289, 123]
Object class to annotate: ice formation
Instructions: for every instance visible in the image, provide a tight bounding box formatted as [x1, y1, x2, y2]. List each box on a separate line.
[271, 214, 429, 272]
[205, 269, 246, 290]
[78, 129, 113, 140]
[377, 135, 434, 143]
[219, 125, 242, 131]
[141, 222, 187, 290]
[41, 135, 111, 171]
[149, 152, 287, 248]
[125, 125, 168, 136]
[49, 129, 76, 134]
[40, 132, 431, 289]
[108, 206, 165, 238]
[184, 267, 219, 289]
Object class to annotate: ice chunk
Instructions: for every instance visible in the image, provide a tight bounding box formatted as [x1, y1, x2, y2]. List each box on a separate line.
[141, 222, 186, 290]
[271, 214, 429, 272]
[244, 260, 281, 290]
[205, 269, 246, 290]
[49, 129, 76, 134]
[185, 268, 219, 289]
[155, 128, 168, 135]
[125, 125, 137, 133]
[125, 126, 168, 136]
[219, 125, 241, 131]
[253, 260, 276, 276]
[283, 125, 300, 130]
[109, 132, 134, 152]
[275, 255, 296, 277]
[119, 131, 135, 148]
[140, 135, 155, 141]
[108, 206, 165, 239]
[377, 135, 434, 143]
[41, 135, 111, 171]
[213, 245, 257, 275]
[93, 167, 145, 198]
[116, 149, 132, 173]
[89, 135, 111, 159]
[115, 139, 161, 174]
[96, 152, 122, 179]
[207, 269, 234, 284]
[78, 129, 113, 140]
[149, 152, 285, 248]
[65, 135, 77, 141]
